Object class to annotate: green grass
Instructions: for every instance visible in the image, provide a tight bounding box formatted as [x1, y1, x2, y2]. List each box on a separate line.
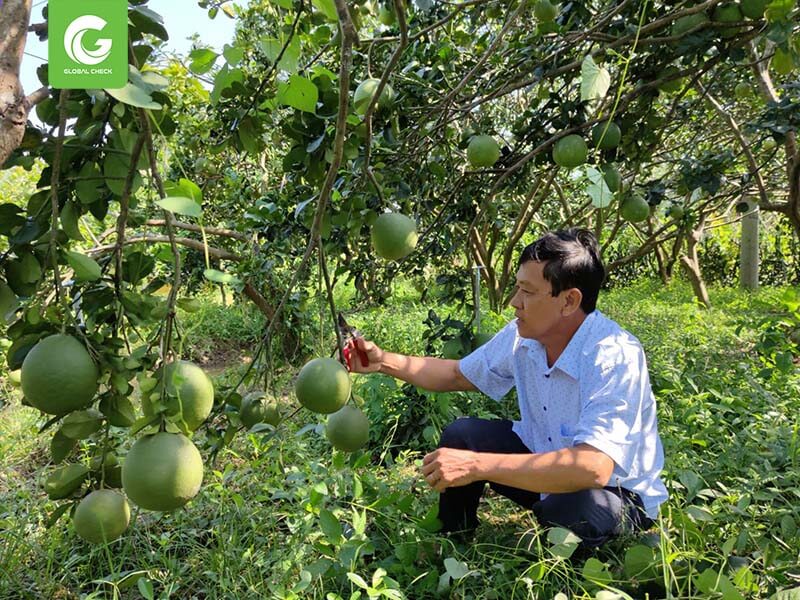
[1, 279, 799, 599]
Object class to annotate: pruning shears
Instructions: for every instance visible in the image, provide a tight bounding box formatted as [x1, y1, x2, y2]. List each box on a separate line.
[337, 312, 370, 372]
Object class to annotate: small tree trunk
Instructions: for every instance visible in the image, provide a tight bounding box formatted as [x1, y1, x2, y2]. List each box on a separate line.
[680, 218, 711, 308]
[740, 198, 760, 291]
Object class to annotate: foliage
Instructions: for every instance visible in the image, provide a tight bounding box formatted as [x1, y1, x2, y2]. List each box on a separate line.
[2, 281, 800, 598]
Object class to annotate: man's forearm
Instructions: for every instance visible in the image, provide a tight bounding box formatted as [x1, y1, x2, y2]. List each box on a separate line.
[378, 352, 467, 392]
[475, 445, 614, 493]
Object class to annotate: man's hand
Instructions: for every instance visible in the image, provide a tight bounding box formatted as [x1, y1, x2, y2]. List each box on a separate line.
[421, 448, 482, 492]
[345, 337, 384, 373]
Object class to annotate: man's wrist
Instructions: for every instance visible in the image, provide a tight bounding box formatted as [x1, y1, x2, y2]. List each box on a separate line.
[470, 451, 488, 482]
[376, 350, 388, 374]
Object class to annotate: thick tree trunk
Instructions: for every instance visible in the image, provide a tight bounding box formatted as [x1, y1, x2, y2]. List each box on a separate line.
[0, 0, 48, 167]
[740, 198, 760, 290]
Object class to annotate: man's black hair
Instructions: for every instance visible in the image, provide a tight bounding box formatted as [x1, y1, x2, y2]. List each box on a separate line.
[517, 228, 606, 313]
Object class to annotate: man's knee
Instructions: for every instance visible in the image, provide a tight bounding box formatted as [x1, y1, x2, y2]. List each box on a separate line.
[439, 417, 477, 450]
[535, 488, 624, 546]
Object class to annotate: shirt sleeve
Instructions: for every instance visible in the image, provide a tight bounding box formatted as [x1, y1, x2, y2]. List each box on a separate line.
[457, 320, 517, 402]
[572, 344, 649, 476]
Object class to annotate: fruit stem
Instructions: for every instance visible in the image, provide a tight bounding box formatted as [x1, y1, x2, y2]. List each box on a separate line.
[319, 244, 346, 363]
[48, 89, 72, 333]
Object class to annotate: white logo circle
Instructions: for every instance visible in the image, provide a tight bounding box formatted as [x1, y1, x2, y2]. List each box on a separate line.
[63, 15, 113, 66]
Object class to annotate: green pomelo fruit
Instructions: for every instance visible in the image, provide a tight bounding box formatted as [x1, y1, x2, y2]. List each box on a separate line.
[122, 432, 204, 511]
[0, 281, 17, 322]
[762, 137, 777, 151]
[295, 357, 351, 414]
[73, 489, 130, 544]
[473, 332, 494, 350]
[734, 82, 750, 99]
[354, 78, 395, 115]
[621, 195, 651, 223]
[740, 0, 767, 19]
[44, 463, 89, 499]
[667, 204, 685, 219]
[240, 391, 281, 428]
[442, 338, 467, 360]
[326, 404, 370, 452]
[552, 135, 588, 168]
[591, 122, 621, 150]
[712, 3, 742, 38]
[371, 213, 418, 261]
[378, 5, 395, 25]
[161, 360, 214, 431]
[602, 164, 621, 193]
[8, 369, 21, 387]
[4, 260, 38, 297]
[671, 12, 709, 37]
[21, 334, 99, 415]
[533, 0, 558, 22]
[467, 135, 500, 168]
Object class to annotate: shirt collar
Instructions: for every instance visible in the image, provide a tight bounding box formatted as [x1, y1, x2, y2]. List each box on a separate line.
[517, 310, 600, 379]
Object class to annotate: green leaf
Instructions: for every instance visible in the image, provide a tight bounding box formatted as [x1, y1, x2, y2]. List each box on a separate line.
[155, 196, 202, 217]
[210, 65, 244, 105]
[189, 48, 219, 74]
[585, 166, 614, 208]
[221, 3, 236, 18]
[443, 557, 469, 580]
[319, 508, 343, 542]
[686, 505, 715, 522]
[203, 268, 242, 286]
[277, 75, 318, 113]
[346, 573, 369, 590]
[582, 557, 613, 585]
[623, 544, 657, 580]
[137, 578, 155, 600]
[131, 413, 161, 435]
[581, 55, 610, 101]
[312, 0, 338, 21]
[66, 251, 102, 282]
[106, 82, 162, 110]
[164, 178, 203, 204]
[61, 409, 104, 439]
[261, 36, 301, 73]
[269, 0, 293, 7]
[238, 118, 260, 154]
[60, 200, 84, 241]
[547, 527, 581, 558]
[771, 586, 800, 600]
[103, 152, 143, 197]
[45, 502, 73, 529]
[50, 430, 77, 463]
[223, 44, 244, 66]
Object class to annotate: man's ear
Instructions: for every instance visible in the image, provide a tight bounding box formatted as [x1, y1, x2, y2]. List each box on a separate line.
[562, 288, 583, 316]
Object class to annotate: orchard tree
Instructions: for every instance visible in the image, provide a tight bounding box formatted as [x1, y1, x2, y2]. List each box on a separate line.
[0, 0, 798, 538]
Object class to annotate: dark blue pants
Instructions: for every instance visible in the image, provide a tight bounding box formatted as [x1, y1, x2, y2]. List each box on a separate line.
[437, 417, 653, 547]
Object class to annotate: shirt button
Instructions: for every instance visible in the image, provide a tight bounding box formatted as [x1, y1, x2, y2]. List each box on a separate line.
[543, 406, 547, 411]
[544, 373, 550, 378]
[548, 437, 552, 442]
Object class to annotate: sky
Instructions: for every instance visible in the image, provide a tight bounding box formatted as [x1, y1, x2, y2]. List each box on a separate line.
[19, 0, 240, 97]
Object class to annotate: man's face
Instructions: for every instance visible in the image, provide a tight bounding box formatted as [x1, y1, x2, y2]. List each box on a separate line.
[509, 260, 567, 341]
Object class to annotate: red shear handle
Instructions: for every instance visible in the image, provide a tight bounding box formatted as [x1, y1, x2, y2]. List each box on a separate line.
[343, 338, 370, 372]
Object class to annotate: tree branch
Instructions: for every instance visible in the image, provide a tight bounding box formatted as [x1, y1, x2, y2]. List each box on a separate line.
[89, 235, 241, 262]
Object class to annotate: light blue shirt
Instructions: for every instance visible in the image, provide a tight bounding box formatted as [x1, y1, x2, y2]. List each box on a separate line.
[458, 309, 667, 519]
